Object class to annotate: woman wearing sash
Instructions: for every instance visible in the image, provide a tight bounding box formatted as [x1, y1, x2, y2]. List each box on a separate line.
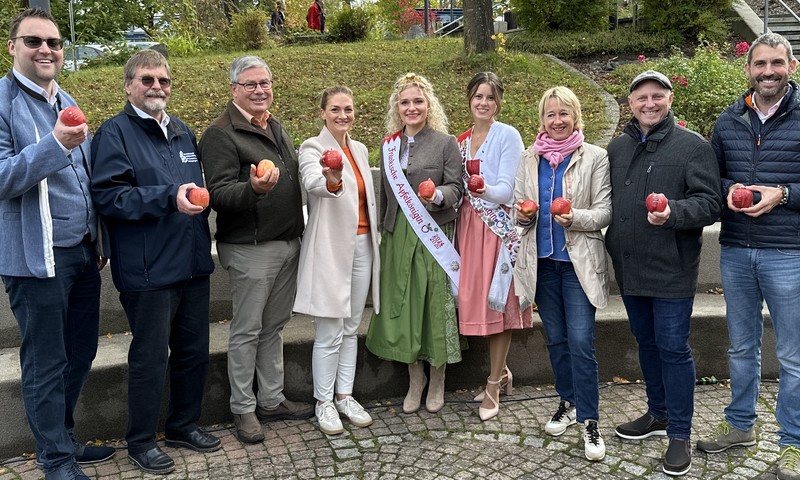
[513, 86, 611, 461]
[366, 73, 464, 414]
[455, 72, 533, 422]
[295, 86, 380, 435]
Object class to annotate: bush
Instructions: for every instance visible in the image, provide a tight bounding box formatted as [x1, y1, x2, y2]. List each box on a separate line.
[327, 6, 373, 42]
[222, 8, 274, 51]
[509, 0, 610, 32]
[506, 28, 682, 59]
[611, 42, 749, 137]
[638, 0, 732, 43]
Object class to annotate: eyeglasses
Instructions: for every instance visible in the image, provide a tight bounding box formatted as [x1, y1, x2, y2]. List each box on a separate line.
[11, 36, 64, 51]
[233, 80, 273, 92]
[136, 76, 172, 88]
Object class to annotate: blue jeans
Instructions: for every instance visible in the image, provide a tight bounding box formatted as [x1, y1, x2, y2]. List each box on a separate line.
[2, 242, 101, 471]
[535, 259, 599, 422]
[120, 276, 210, 455]
[621, 294, 695, 440]
[721, 246, 800, 448]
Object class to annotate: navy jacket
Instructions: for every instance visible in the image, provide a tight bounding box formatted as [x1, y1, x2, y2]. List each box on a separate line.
[90, 103, 214, 292]
[712, 81, 800, 249]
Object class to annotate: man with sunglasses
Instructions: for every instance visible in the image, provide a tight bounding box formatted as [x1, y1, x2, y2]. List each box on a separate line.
[90, 49, 219, 474]
[1, 9, 115, 480]
[199, 55, 312, 444]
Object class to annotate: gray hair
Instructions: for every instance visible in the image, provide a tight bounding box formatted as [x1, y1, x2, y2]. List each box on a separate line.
[747, 32, 794, 64]
[124, 49, 170, 84]
[229, 56, 272, 84]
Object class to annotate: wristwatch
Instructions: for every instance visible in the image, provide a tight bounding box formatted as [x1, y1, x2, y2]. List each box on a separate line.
[779, 185, 790, 205]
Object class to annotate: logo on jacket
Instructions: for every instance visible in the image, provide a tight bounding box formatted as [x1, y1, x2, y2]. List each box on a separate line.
[180, 151, 198, 163]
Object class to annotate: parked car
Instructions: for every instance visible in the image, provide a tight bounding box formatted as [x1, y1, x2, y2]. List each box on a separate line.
[62, 43, 107, 71]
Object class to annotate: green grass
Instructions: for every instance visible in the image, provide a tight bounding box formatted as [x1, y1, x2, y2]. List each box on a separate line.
[59, 38, 610, 165]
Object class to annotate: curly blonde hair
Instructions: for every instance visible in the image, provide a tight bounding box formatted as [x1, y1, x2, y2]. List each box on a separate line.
[384, 73, 449, 135]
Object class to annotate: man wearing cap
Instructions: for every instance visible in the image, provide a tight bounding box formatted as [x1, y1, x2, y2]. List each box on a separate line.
[697, 32, 800, 480]
[605, 69, 722, 476]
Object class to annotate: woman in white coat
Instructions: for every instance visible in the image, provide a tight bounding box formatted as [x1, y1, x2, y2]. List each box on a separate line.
[295, 86, 380, 435]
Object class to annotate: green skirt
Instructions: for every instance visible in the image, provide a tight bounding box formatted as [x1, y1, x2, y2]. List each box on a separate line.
[366, 214, 461, 367]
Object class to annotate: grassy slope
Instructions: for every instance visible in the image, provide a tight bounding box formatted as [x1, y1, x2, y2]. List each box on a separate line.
[60, 38, 609, 164]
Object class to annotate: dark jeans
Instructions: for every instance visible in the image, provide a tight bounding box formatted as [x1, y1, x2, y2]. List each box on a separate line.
[2, 242, 101, 471]
[120, 276, 210, 455]
[621, 293, 695, 439]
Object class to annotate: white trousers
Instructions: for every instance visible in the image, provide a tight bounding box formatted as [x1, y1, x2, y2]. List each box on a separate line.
[312, 234, 373, 401]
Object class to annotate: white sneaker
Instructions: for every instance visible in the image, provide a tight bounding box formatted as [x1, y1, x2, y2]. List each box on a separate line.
[544, 400, 577, 436]
[335, 396, 373, 427]
[315, 401, 343, 435]
[584, 420, 606, 461]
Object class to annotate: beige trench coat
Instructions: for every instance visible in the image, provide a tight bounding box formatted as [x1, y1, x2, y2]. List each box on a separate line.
[293, 126, 380, 317]
[512, 142, 612, 309]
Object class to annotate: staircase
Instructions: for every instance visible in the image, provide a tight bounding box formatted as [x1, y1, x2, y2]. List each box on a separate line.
[766, 12, 800, 53]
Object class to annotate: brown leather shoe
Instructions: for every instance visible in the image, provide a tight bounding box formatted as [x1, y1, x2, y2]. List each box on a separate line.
[256, 399, 314, 422]
[234, 412, 265, 443]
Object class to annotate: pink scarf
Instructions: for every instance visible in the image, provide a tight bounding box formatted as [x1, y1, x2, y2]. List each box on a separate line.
[533, 130, 584, 168]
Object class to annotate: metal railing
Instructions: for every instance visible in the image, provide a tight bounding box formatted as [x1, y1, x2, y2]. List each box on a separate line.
[764, 0, 800, 32]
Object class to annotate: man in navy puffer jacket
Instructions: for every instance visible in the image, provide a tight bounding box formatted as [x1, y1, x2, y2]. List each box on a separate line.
[698, 32, 800, 480]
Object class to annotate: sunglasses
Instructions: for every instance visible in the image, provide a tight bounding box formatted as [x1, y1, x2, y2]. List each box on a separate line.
[136, 76, 172, 88]
[12, 35, 64, 51]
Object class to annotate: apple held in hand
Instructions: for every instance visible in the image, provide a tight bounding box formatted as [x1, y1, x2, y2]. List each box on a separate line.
[550, 197, 571, 216]
[60, 106, 86, 127]
[731, 188, 754, 208]
[322, 149, 344, 170]
[467, 174, 485, 193]
[187, 187, 210, 207]
[418, 178, 436, 198]
[520, 199, 539, 215]
[466, 159, 480, 176]
[645, 192, 668, 213]
[256, 159, 275, 177]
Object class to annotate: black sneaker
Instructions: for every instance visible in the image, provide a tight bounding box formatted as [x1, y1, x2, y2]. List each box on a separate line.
[663, 438, 692, 476]
[615, 412, 669, 440]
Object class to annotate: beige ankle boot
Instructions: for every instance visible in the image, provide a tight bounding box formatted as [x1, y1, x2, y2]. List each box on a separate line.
[403, 361, 426, 413]
[426, 364, 446, 413]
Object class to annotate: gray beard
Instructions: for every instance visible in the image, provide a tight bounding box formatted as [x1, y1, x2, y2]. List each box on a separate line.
[143, 97, 167, 115]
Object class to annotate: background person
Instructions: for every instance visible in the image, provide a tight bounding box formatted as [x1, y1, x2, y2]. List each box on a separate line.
[295, 86, 380, 435]
[365, 72, 463, 415]
[698, 32, 800, 480]
[1, 8, 114, 480]
[513, 86, 611, 461]
[199, 55, 313, 445]
[91, 49, 219, 475]
[455, 71, 532, 422]
[606, 70, 722, 476]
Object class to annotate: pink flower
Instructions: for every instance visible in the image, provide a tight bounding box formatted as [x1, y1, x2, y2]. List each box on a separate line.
[637, 54, 646, 64]
[677, 121, 687, 127]
[680, 77, 688, 87]
[671, 75, 680, 82]
[735, 41, 750, 57]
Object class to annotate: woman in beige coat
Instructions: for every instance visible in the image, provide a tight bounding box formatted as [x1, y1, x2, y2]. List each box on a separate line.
[513, 86, 611, 462]
[294, 86, 380, 435]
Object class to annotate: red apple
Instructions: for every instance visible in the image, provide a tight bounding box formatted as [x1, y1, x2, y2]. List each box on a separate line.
[550, 197, 571, 216]
[418, 178, 435, 198]
[466, 159, 480, 176]
[60, 106, 86, 127]
[731, 188, 754, 209]
[256, 159, 275, 177]
[467, 174, 485, 193]
[322, 149, 344, 170]
[520, 199, 539, 216]
[187, 187, 210, 207]
[645, 192, 668, 213]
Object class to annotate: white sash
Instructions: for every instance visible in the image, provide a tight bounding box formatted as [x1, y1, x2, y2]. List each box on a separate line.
[383, 131, 460, 293]
[459, 127, 521, 312]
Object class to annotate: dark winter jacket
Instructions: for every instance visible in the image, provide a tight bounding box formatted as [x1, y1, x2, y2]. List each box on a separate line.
[198, 101, 303, 245]
[605, 111, 722, 297]
[91, 103, 213, 292]
[712, 81, 800, 249]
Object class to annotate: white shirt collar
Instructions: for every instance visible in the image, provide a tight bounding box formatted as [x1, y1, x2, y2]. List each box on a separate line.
[131, 103, 170, 139]
[12, 68, 60, 106]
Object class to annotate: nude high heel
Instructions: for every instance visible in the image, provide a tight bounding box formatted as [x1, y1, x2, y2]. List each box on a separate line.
[474, 366, 513, 401]
[479, 377, 501, 421]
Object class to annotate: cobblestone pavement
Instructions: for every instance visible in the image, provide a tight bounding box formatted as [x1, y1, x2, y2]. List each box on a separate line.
[0, 382, 783, 480]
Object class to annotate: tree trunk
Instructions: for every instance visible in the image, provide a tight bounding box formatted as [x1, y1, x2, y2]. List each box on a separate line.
[463, 0, 493, 55]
